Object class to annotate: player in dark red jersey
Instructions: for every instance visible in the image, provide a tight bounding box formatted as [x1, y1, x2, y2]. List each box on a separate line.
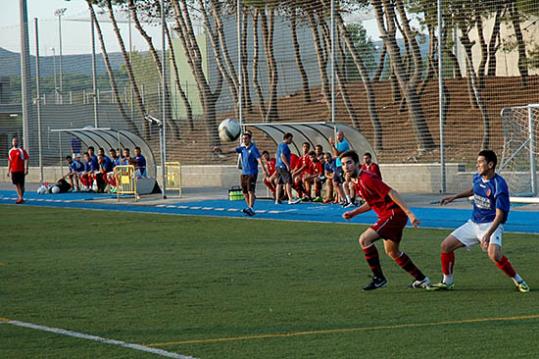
[261, 150, 277, 198]
[7, 136, 29, 204]
[341, 150, 431, 290]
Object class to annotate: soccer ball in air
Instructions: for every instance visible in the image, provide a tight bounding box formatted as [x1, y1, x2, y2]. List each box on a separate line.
[218, 118, 241, 142]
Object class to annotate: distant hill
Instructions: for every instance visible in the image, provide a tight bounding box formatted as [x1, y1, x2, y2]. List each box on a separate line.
[0, 47, 127, 78]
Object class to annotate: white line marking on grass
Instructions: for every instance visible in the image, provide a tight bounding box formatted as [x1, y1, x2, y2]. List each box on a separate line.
[201, 207, 214, 210]
[214, 208, 225, 211]
[166, 205, 177, 209]
[0, 318, 195, 359]
[149, 314, 539, 347]
[177, 206, 188, 209]
[190, 206, 201, 210]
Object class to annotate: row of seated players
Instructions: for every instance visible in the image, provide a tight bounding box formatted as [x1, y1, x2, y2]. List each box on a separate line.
[261, 142, 381, 206]
[63, 146, 147, 193]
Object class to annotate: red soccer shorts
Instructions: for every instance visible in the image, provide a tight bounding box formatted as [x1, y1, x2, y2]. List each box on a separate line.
[370, 209, 408, 242]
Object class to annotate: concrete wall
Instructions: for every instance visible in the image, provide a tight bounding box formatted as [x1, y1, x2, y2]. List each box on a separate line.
[1, 164, 534, 195]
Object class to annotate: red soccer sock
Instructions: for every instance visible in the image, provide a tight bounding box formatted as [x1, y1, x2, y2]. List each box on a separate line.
[441, 252, 455, 275]
[362, 245, 384, 278]
[496, 256, 517, 278]
[394, 252, 425, 281]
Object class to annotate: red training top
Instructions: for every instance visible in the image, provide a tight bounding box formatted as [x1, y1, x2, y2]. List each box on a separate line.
[298, 154, 313, 175]
[8, 147, 29, 173]
[266, 158, 276, 175]
[290, 153, 300, 170]
[361, 162, 382, 179]
[354, 170, 400, 218]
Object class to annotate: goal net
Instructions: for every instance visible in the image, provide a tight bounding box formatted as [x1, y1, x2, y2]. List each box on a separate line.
[499, 104, 539, 201]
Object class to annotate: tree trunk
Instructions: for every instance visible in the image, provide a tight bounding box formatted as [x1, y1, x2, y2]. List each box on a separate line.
[252, 9, 266, 121]
[172, 0, 220, 146]
[241, 8, 252, 113]
[373, 46, 387, 81]
[486, 4, 503, 77]
[334, 10, 383, 150]
[105, 0, 149, 139]
[460, 28, 490, 149]
[260, 7, 279, 122]
[319, 20, 360, 130]
[306, 11, 330, 114]
[508, 0, 529, 85]
[291, 6, 311, 103]
[165, 23, 194, 131]
[198, 0, 239, 115]
[395, 0, 423, 88]
[372, 0, 435, 152]
[86, 1, 139, 136]
[475, 13, 487, 89]
[418, 24, 436, 97]
[128, 0, 180, 139]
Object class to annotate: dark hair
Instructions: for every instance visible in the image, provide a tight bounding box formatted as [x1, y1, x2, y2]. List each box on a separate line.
[88, 146, 94, 151]
[302, 142, 310, 147]
[99, 147, 105, 152]
[283, 133, 293, 140]
[262, 150, 269, 156]
[243, 132, 252, 138]
[324, 152, 332, 158]
[315, 144, 323, 150]
[363, 152, 372, 158]
[478, 149, 497, 168]
[65, 155, 72, 160]
[340, 150, 359, 164]
[308, 151, 316, 156]
[134, 146, 141, 151]
[123, 148, 130, 153]
[109, 148, 116, 153]
[83, 152, 89, 156]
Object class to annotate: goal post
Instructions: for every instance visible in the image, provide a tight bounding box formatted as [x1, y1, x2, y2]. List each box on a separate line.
[499, 104, 538, 201]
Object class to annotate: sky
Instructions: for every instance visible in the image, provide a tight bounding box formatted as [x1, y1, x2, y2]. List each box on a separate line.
[0, 0, 380, 57]
[0, 0, 166, 56]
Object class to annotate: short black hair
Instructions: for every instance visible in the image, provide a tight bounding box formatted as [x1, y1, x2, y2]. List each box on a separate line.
[262, 150, 269, 156]
[363, 152, 372, 158]
[340, 150, 359, 164]
[243, 132, 252, 138]
[315, 144, 323, 150]
[308, 150, 316, 156]
[134, 146, 141, 151]
[123, 148, 130, 152]
[302, 142, 310, 147]
[478, 149, 497, 168]
[88, 146, 94, 151]
[283, 133, 293, 140]
[65, 155, 72, 160]
[109, 148, 116, 153]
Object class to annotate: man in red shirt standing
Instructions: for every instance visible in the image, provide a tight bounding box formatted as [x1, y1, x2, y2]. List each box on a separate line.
[341, 150, 430, 290]
[7, 136, 29, 204]
[361, 152, 382, 179]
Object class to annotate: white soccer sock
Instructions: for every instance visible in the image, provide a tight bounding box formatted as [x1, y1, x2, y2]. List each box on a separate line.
[512, 273, 523, 284]
[345, 195, 351, 202]
[443, 274, 454, 284]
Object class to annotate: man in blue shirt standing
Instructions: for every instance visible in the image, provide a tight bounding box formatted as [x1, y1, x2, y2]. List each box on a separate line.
[329, 130, 354, 207]
[215, 132, 269, 216]
[275, 133, 301, 205]
[430, 150, 529, 292]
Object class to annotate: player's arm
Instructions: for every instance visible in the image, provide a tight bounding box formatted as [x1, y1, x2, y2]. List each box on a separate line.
[480, 208, 505, 249]
[343, 202, 371, 220]
[440, 188, 474, 205]
[258, 158, 269, 177]
[24, 153, 29, 175]
[280, 153, 290, 170]
[7, 156, 11, 177]
[388, 189, 420, 228]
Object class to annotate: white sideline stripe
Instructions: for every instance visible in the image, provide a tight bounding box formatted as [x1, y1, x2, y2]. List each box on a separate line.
[166, 205, 177, 209]
[156, 204, 166, 208]
[190, 206, 201, 210]
[201, 207, 213, 210]
[1, 319, 195, 359]
[214, 208, 225, 211]
[177, 205, 188, 209]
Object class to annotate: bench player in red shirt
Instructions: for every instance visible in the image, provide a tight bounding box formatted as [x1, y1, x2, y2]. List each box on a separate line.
[7, 136, 29, 204]
[341, 150, 431, 290]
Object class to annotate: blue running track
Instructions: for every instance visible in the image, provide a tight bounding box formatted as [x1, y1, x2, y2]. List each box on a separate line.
[1, 190, 538, 234]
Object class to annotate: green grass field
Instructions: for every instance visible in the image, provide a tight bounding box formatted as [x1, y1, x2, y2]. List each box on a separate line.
[1, 205, 538, 358]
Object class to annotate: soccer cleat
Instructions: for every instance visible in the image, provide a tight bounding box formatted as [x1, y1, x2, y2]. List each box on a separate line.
[409, 276, 431, 289]
[247, 208, 256, 216]
[288, 198, 301, 205]
[15, 199, 25, 204]
[427, 281, 454, 291]
[241, 208, 250, 216]
[274, 200, 282, 205]
[312, 196, 323, 203]
[516, 280, 530, 293]
[363, 276, 388, 291]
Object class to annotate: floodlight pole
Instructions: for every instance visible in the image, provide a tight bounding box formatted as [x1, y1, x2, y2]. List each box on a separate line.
[55, 8, 67, 104]
[237, 0, 243, 132]
[160, 0, 167, 199]
[91, 15, 99, 128]
[19, 0, 31, 153]
[34, 18, 43, 183]
[438, 0, 446, 193]
[330, 0, 336, 132]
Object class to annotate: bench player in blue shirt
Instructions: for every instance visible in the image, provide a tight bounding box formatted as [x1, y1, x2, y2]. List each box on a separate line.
[430, 150, 529, 292]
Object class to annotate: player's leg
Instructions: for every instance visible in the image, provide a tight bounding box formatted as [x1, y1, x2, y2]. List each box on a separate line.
[383, 240, 430, 288]
[429, 226, 470, 290]
[358, 228, 386, 290]
[484, 229, 529, 293]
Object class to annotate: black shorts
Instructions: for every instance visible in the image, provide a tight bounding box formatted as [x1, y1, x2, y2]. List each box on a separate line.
[333, 167, 344, 184]
[241, 174, 257, 193]
[11, 172, 25, 186]
[276, 167, 292, 184]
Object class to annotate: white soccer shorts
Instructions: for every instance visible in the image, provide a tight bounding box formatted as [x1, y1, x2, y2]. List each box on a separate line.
[451, 220, 503, 248]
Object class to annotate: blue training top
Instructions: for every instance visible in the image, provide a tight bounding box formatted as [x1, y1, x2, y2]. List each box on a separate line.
[334, 139, 350, 167]
[70, 160, 84, 173]
[236, 144, 261, 176]
[324, 159, 336, 173]
[472, 173, 510, 224]
[276, 142, 291, 169]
